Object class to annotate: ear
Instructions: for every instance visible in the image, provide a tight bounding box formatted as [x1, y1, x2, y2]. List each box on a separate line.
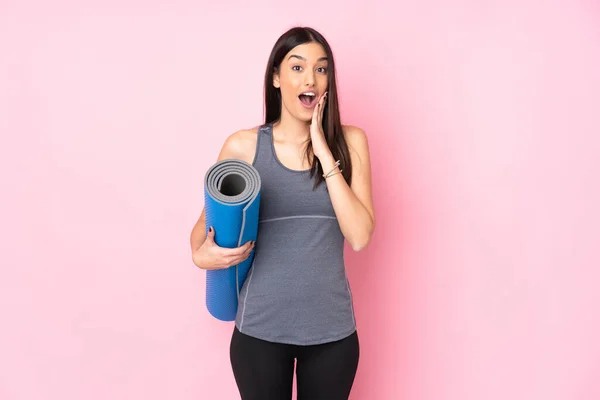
[273, 69, 280, 88]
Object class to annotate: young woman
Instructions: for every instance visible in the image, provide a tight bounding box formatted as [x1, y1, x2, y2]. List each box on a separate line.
[190, 26, 375, 400]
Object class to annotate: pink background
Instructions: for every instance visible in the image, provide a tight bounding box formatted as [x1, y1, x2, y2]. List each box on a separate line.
[2, 1, 600, 399]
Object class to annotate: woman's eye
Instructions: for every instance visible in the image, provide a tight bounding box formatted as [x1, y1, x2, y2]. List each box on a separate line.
[317, 67, 328, 73]
[292, 65, 302, 71]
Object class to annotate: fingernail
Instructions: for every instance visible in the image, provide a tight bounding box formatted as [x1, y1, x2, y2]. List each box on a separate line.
[209, 227, 212, 232]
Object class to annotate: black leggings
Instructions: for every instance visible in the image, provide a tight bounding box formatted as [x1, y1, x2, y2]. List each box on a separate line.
[230, 327, 360, 400]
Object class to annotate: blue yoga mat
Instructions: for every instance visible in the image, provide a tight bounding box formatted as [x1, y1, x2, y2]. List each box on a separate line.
[203, 159, 261, 321]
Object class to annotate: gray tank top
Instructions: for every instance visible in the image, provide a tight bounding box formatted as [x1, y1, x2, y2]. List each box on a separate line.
[234, 123, 357, 345]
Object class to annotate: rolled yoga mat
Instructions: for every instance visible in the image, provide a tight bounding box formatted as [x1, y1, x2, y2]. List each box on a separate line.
[203, 159, 261, 321]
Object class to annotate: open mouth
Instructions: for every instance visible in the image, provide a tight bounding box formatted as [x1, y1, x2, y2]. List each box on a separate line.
[298, 93, 318, 108]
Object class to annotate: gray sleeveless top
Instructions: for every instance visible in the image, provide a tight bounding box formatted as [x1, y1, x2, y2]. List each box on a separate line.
[234, 123, 357, 345]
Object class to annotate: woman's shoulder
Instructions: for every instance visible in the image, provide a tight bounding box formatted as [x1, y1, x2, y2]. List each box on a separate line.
[342, 124, 366, 139]
[217, 125, 261, 164]
[341, 124, 369, 153]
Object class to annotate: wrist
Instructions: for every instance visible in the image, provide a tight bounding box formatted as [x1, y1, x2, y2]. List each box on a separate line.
[320, 156, 342, 179]
[315, 150, 334, 164]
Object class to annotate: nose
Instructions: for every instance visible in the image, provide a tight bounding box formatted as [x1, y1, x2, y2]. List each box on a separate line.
[304, 70, 315, 87]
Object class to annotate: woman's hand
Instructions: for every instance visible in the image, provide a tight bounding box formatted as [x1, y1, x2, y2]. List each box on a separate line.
[192, 227, 255, 270]
[310, 92, 330, 159]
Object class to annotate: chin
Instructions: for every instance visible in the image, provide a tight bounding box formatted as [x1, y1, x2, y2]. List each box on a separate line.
[282, 100, 316, 123]
[285, 110, 311, 123]
[295, 108, 314, 123]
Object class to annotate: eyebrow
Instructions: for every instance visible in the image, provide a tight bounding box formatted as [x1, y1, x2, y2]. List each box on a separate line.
[288, 54, 328, 62]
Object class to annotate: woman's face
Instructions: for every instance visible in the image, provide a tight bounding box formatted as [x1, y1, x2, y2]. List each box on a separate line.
[274, 42, 329, 123]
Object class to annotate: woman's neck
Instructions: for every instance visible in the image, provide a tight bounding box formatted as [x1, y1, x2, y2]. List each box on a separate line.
[272, 111, 311, 144]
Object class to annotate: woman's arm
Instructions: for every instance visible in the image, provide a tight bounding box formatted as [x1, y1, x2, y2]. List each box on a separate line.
[189, 129, 257, 254]
[318, 125, 375, 251]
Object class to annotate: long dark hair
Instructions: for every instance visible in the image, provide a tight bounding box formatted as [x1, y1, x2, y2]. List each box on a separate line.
[263, 27, 352, 189]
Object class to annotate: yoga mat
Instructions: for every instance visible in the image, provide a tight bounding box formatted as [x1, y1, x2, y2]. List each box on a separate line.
[203, 159, 261, 321]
